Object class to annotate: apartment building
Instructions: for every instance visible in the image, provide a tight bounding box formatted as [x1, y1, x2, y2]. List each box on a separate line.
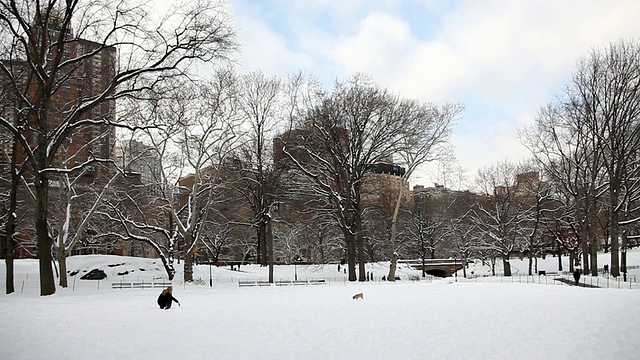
[0, 21, 117, 258]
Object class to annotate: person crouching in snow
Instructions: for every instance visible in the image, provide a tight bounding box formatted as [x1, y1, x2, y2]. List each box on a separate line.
[157, 286, 180, 309]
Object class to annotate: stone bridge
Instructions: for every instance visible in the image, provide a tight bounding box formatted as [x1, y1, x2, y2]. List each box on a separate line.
[399, 259, 464, 278]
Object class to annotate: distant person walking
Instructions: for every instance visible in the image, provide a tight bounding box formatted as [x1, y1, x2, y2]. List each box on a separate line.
[157, 286, 180, 309]
[573, 263, 582, 286]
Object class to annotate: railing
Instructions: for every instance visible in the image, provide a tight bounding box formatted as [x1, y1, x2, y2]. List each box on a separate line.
[238, 279, 327, 287]
[1, 273, 435, 293]
[111, 280, 173, 289]
[2, 271, 637, 293]
[463, 273, 638, 289]
[399, 259, 463, 265]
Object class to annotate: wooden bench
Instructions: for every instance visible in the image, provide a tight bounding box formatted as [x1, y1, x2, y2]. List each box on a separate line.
[112, 281, 172, 289]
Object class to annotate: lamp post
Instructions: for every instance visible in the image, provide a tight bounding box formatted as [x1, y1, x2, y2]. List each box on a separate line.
[294, 255, 301, 281]
[454, 256, 458, 282]
[207, 249, 213, 288]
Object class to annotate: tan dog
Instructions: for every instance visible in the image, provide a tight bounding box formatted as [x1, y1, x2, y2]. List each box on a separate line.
[352, 292, 364, 300]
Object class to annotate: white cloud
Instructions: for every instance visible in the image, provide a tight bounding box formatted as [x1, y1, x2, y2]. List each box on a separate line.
[228, 0, 640, 184]
[332, 13, 414, 74]
[233, 16, 313, 76]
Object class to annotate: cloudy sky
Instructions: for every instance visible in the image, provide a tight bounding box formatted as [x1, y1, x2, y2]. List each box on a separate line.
[226, 0, 640, 188]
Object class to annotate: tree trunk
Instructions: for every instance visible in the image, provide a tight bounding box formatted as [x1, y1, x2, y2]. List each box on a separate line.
[556, 243, 563, 272]
[621, 230, 627, 278]
[528, 238, 534, 276]
[388, 254, 398, 281]
[357, 231, 366, 282]
[581, 226, 590, 275]
[267, 220, 274, 283]
[258, 222, 267, 266]
[346, 232, 357, 282]
[183, 233, 195, 282]
[387, 176, 404, 282]
[58, 181, 69, 288]
[59, 252, 68, 288]
[462, 260, 467, 278]
[610, 212, 620, 277]
[35, 174, 56, 296]
[609, 225, 620, 277]
[5, 209, 15, 294]
[184, 251, 194, 282]
[590, 238, 598, 277]
[317, 234, 325, 263]
[5, 256, 14, 295]
[502, 256, 511, 277]
[387, 252, 398, 281]
[4, 147, 18, 294]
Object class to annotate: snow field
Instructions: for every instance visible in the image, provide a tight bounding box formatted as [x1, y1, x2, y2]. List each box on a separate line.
[1, 251, 640, 359]
[1, 280, 639, 359]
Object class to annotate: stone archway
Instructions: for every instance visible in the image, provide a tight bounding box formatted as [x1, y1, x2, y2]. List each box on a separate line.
[426, 268, 449, 278]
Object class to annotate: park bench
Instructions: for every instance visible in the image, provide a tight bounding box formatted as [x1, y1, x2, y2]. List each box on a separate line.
[112, 281, 172, 289]
[238, 279, 326, 287]
[275, 279, 326, 286]
[238, 280, 272, 287]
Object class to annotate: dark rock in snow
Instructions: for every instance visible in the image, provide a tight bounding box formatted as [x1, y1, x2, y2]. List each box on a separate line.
[80, 269, 107, 280]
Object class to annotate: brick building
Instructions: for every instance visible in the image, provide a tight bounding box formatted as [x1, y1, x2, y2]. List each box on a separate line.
[0, 21, 117, 258]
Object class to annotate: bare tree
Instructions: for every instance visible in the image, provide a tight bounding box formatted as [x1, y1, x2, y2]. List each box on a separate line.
[199, 220, 235, 266]
[444, 212, 476, 278]
[565, 40, 640, 277]
[52, 166, 122, 287]
[101, 178, 179, 279]
[522, 40, 640, 277]
[387, 102, 461, 281]
[405, 192, 450, 276]
[0, 130, 27, 293]
[515, 164, 554, 276]
[471, 161, 532, 276]
[140, 75, 239, 282]
[361, 184, 403, 264]
[522, 104, 604, 274]
[283, 74, 418, 281]
[234, 71, 285, 283]
[0, 0, 236, 295]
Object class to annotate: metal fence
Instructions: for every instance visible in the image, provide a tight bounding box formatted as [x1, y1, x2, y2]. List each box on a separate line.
[2, 273, 437, 293]
[463, 272, 639, 289]
[2, 271, 637, 294]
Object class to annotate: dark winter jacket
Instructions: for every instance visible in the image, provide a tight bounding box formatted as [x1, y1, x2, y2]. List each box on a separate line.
[157, 291, 180, 309]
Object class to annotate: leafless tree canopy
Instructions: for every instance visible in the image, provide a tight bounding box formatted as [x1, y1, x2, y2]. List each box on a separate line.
[522, 39, 640, 277]
[0, 0, 236, 295]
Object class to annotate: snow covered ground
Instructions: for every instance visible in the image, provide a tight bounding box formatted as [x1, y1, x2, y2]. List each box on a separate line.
[1, 251, 639, 359]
